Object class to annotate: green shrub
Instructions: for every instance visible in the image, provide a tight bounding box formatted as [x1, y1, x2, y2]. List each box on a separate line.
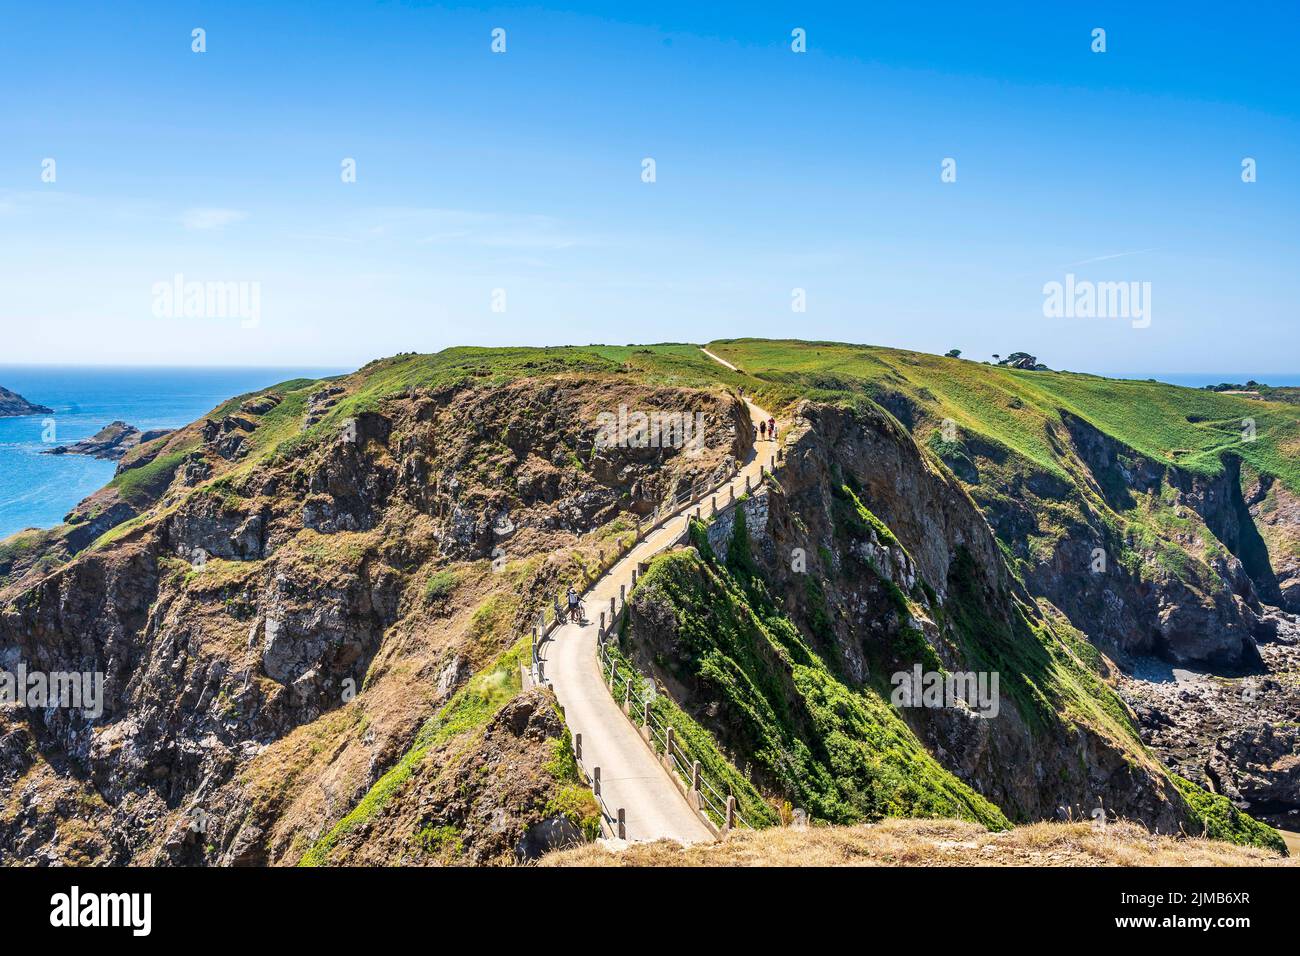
[424, 568, 460, 602]
[1174, 775, 1286, 855]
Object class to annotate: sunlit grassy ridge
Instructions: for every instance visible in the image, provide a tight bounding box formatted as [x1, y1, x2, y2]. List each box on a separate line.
[32, 337, 1300, 555]
[74, 337, 1298, 602]
[704, 338, 1300, 490]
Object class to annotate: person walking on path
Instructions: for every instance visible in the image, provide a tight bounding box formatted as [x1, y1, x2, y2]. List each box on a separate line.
[768, 417, 777, 440]
[759, 420, 767, 440]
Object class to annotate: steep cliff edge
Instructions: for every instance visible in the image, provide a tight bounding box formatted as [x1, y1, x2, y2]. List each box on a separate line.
[617, 398, 1281, 850]
[0, 350, 746, 864]
[1, 342, 1292, 863]
[701, 339, 1300, 844]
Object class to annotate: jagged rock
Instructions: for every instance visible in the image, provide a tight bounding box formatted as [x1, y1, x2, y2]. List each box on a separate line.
[165, 498, 265, 561]
[182, 453, 213, 487]
[304, 386, 346, 426]
[1122, 615, 1300, 833]
[44, 421, 173, 461]
[516, 816, 584, 860]
[240, 394, 282, 417]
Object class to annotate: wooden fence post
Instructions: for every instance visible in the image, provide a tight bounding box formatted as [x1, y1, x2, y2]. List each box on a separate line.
[726, 795, 736, 832]
[593, 766, 601, 795]
[574, 733, 582, 761]
[617, 808, 626, 839]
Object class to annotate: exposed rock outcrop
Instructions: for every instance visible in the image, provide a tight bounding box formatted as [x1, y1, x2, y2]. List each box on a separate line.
[954, 410, 1269, 668]
[0, 386, 52, 417]
[626, 399, 1189, 834]
[0, 371, 743, 864]
[45, 421, 173, 461]
[1123, 611, 1300, 834]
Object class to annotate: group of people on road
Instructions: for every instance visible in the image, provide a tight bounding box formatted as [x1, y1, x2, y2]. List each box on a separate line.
[758, 416, 777, 441]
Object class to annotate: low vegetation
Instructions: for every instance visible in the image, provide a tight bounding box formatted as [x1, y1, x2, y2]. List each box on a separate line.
[627, 514, 1009, 830]
[543, 817, 1293, 867]
[298, 638, 529, 866]
[703, 338, 1300, 491]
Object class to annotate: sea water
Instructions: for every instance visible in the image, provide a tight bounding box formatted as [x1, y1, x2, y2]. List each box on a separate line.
[0, 366, 343, 541]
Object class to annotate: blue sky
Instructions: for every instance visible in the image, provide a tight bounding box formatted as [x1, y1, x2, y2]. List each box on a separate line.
[1, 1, 1296, 374]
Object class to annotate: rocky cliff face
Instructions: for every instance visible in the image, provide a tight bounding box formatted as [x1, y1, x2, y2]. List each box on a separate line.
[0, 368, 744, 864]
[624, 399, 1201, 833]
[1244, 469, 1300, 611]
[926, 404, 1300, 833]
[0, 348, 1288, 862]
[947, 410, 1270, 669]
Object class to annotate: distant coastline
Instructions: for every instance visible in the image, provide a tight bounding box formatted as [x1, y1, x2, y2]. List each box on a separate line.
[0, 365, 345, 541]
[1118, 373, 1300, 389]
[0, 385, 53, 418]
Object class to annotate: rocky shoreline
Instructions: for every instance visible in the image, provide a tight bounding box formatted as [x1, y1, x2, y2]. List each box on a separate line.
[1120, 607, 1300, 834]
[43, 421, 173, 461]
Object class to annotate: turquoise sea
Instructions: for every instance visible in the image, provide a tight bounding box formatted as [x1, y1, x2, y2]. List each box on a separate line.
[0, 366, 344, 541]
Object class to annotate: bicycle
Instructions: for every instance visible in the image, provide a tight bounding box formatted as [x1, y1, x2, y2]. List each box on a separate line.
[568, 599, 586, 625]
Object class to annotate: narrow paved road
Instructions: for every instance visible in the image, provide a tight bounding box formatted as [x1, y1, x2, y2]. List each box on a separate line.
[541, 352, 776, 843]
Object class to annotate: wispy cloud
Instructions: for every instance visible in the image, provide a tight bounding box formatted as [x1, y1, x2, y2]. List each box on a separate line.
[1064, 247, 1160, 268]
[182, 207, 249, 230]
[372, 207, 589, 250]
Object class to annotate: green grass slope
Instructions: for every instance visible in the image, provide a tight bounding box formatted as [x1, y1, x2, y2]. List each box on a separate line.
[624, 514, 1010, 830]
[703, 338, 1300, 491]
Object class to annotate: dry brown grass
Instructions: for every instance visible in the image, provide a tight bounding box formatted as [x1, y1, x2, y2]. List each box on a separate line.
[541, 818, 1294, 867]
